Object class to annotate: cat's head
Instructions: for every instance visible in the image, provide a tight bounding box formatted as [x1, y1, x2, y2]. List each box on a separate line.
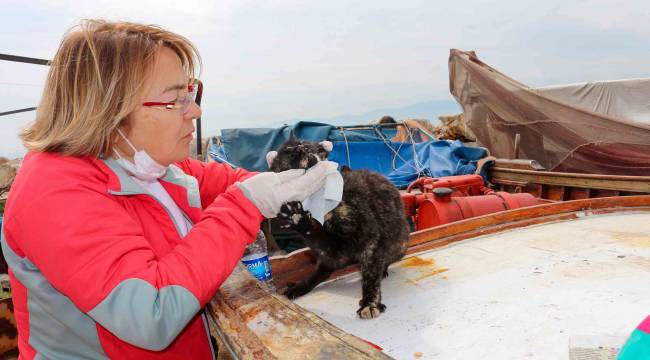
[266, 138, 333, 172]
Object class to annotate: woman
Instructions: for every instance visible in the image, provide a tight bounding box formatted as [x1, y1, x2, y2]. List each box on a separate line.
[1, 20, 331, 359]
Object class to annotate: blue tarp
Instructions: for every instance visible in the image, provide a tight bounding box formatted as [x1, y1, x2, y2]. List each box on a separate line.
[327, 141, 486, 188]
[211, 121, 488, 189]
[218, 122, 394, 172]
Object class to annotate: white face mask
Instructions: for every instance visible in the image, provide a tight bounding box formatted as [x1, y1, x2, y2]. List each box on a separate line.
[113, 129, 168, 182]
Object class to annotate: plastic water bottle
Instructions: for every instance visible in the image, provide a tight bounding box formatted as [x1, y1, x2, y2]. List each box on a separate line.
[242, 230, 276, 292]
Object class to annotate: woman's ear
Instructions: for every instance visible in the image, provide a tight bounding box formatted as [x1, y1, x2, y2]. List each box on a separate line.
[266, 151, 278, 168]
[319, 140, 333, 152]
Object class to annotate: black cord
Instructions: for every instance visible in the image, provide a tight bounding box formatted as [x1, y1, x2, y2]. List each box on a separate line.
[0, 107, 36, 117]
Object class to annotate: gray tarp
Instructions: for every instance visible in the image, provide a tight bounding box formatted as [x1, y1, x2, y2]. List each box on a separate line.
[449, 49, 650, 175]
[534, 78, 650, 125]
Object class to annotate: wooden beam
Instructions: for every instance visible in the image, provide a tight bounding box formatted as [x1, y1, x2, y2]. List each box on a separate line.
[490, 167, 650, 193]
[493, 159, 546, 171]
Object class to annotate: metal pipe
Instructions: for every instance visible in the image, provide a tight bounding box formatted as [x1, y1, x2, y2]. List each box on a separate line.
[0, 54, 50, 117]
[0, 107, 36, 117]
[0, 53, 50, 66]
[194, 80, 204, 160]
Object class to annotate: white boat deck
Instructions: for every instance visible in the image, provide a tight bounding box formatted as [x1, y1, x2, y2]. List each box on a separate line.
[294, 212, 650, 359]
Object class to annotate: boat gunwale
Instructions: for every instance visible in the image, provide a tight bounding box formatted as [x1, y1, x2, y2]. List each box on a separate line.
[271, 195, 650, 290]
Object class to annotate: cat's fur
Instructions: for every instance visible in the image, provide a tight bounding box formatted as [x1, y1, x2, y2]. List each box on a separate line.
[268, 138, 409, 319]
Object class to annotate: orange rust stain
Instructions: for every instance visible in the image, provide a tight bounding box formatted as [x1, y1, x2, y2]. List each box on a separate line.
[400, 256, 449, 283]
[401, 256, 435, 267]
[612, 232, 650, 248]
[241, 306, 262, 322]
[414, 352, 423, 359]
[405, 279, 421, 287]
[414, 268, 449, 282]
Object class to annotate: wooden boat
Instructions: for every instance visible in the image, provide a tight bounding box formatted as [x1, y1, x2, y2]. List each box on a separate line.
[206, 162, 650, 359]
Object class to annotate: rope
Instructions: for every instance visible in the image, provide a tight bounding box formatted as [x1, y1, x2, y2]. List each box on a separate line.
[373, 125, 421, 175]
[405, 125, 425, 178]
[338, 127, 352, 167]
[337, 124, 426, 178]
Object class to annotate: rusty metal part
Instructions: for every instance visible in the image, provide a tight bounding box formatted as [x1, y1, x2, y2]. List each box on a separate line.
[402, 174, 537, 231]
[414, 191, 538, 230]
[406, 174, 485, 197]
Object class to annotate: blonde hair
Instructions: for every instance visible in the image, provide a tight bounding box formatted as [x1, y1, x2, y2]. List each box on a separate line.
[21, 19, 201, 156]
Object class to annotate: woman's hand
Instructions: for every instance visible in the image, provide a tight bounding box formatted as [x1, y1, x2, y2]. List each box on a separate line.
[235, 161, 336, 218]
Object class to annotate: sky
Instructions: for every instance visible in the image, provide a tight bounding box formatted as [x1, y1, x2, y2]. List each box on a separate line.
[2, 0, 650, 158]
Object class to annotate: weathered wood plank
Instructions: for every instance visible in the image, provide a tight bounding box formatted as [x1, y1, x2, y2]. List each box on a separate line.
[208, 264, 393, 360]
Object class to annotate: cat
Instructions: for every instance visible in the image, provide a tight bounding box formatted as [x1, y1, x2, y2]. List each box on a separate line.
[267, 138, 409, 319]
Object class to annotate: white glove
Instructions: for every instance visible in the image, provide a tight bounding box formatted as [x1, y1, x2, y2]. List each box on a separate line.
[236, 161, 337, 218]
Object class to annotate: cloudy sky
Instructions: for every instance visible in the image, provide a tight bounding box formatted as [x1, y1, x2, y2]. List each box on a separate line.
[2, 0, 650, 157]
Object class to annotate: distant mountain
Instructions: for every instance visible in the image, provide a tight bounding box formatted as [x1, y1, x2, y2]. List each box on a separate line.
[287, 99, 461, 126]
[276, 99, 461, 127]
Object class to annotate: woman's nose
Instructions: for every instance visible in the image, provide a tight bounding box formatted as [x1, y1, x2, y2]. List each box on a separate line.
[185, 102, 202, 120]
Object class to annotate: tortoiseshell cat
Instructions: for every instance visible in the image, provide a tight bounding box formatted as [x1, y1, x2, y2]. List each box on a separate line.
[267, 138, 409, 319]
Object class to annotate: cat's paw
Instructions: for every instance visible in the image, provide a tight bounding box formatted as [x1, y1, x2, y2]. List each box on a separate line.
[357, 303, 386, 319]
[283, 281, 310, 299]
[278, 201, 311, 230]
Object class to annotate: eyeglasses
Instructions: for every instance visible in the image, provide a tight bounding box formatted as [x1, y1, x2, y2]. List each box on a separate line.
[142, 82, 198, 114]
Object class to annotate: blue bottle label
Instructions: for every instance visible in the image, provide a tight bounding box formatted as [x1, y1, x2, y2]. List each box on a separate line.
[242, 254, 272, 281]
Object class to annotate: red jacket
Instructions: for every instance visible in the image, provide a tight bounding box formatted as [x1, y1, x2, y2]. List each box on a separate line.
[1, 152, 262, 359]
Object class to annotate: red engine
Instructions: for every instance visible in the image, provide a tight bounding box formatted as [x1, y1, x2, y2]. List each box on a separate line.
[401, 175, 538, 231]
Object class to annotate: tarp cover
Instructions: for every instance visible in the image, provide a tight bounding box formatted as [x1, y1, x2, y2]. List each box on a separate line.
[217, 122, 397, 171]
[211, 121, 487, 189]
[327, 141, 486, 188]
[449, 49, 650, 175]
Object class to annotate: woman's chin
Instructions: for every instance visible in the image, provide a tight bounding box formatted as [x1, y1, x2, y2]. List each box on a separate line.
[163, 150, 190, 165]
[176, 152, 190, 163]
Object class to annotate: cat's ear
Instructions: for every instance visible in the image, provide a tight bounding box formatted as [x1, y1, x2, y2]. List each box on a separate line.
[319, 140, 333, 153]
[266, 151, 278, 168]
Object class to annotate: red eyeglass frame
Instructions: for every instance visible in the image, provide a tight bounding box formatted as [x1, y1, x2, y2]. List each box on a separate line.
[142, 83, 196, 110]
